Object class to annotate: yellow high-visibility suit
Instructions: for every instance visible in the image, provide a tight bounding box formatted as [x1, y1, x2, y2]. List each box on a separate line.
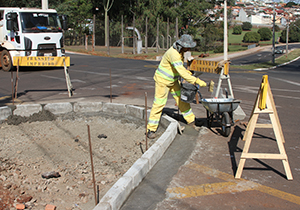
[147, 46, 199, 132]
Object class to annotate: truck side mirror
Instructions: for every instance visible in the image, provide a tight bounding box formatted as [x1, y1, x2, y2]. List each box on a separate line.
[7, 19, 13, 30]
[62, 15, 68, 31]
[6, 12, 18, 31]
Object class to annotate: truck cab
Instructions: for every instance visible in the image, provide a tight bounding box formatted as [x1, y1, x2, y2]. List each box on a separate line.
[0, 7, 67, 71]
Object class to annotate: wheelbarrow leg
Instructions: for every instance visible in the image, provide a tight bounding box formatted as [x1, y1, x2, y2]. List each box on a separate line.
[221, 112, 231, 137]
[206, 110, 213, 128]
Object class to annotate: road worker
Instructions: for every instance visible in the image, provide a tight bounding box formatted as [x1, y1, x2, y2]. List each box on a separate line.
[147, 34, 207, 139]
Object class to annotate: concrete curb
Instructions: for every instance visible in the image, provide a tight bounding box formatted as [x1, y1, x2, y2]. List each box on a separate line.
[254, 55, 300, 71]
[0, 101, 178, 210]
[93, 115, 178, 210]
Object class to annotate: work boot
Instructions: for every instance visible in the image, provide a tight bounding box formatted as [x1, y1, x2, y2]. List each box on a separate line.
[147, 130, 156, 139]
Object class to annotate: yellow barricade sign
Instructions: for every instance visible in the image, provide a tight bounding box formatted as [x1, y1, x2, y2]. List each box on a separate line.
[259, 75, 268, 110]
[190, 60, 221, 74]
[13, 56, 70, 67]
[189, 59, 230, 75]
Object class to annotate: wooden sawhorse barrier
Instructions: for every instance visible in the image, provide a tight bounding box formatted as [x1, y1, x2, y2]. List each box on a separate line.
[235, 75, 293, 180]
[12, 56, 73, 99]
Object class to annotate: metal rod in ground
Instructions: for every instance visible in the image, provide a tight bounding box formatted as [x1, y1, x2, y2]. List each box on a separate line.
[97, 185, 100, 204]
[87, 125, 97, 205]
[14, 60, 19, 100]
[110, 68, 112, 103]
[11, 71, 14, 105]
[145, 92, 148, 151]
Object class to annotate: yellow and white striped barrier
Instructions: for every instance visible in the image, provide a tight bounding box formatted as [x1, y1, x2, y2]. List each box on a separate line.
[13, 56, 70, 67]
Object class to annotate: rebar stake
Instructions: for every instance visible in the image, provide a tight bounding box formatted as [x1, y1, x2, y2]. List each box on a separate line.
[110, 68, 112, 103]
[87, 125, 97, 205]
[145, 92, 148, 151]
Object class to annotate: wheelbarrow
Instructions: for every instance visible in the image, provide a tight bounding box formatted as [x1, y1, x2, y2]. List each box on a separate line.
[199, 97, 241, 137]
[180, 83, 240, 137]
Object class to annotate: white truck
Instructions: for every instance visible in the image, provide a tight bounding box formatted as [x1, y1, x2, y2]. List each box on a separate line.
[0, 7, 67, 71]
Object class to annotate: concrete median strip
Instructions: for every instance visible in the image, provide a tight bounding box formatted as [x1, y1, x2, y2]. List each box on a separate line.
[0, 101, 178, 210]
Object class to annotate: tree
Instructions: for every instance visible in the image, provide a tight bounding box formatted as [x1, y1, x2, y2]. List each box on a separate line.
[56, 0, 93, 45]
[103, 0, 114, 46]
[232, 25, 242, 35]
[242, 21, 252, 31]
[258, 27, 272, 41]
[280, 19, 300, 43]
[285, 2, 297, 7]
[243, 32, 260, 43]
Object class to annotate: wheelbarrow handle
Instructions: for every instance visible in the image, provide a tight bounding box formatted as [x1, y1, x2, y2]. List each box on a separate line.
[196, 84, 203, 100]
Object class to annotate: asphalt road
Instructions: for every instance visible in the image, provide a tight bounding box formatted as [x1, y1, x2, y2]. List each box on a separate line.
[230, 43, 300, 65]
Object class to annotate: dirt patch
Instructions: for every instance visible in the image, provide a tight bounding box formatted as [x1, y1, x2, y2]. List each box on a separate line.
[0, 112, 161, 210]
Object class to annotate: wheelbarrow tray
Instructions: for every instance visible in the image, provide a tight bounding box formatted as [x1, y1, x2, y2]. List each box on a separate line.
[200, 98, 241, 113]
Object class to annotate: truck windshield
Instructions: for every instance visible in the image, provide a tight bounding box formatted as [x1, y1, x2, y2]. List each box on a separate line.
[20, 12, 62, 33]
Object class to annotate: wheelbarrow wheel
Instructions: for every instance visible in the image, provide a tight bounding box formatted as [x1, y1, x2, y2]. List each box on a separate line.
[222, 112, 231, 137]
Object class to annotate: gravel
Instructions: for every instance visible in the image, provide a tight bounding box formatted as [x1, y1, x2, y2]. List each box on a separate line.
[0, 112, 158, 210]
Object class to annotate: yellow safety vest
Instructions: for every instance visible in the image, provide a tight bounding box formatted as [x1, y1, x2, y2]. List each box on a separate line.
[154, 47, 197, 86]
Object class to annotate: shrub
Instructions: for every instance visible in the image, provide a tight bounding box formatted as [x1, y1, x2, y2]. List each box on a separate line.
[242, 21, 252, 31]
[243, 32, 261, 43]
[258, 27, 272, 41]
[233, 25, 242, 35]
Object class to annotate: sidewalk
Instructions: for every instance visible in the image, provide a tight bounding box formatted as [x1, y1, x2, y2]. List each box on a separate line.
[121, 102, 300, 210]
[120, 45, 300, 210]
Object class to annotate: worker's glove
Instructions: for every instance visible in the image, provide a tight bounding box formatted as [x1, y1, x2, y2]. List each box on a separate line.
[195, 78, 207, 87]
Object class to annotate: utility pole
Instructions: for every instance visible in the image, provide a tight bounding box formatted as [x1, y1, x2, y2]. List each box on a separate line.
[272, 4, 276, 64]
[132, 12, 136, 54]
[42, 0, 48, 9]
[286, 15, 289, 58]
[93, 7, 98, 51]
[224, 0, 228, 61]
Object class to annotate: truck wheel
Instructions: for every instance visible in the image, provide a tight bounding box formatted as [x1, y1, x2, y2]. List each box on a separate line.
[1, 50, 14, 72]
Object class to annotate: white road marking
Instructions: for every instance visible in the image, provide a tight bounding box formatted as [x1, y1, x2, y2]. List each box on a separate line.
[272, 77, 300, 87]
[41, 75, 86, 83]
[71, 69, 152, 81]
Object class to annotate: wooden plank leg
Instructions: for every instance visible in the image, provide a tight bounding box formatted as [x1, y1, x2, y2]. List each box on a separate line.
[282, 159, 293, 180]
[235, 158, 246, 179]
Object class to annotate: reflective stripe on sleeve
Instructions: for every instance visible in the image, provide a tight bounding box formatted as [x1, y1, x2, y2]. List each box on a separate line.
[172, 60, 183, 67]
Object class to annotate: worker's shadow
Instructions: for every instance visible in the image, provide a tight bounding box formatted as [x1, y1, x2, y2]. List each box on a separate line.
[162, 107, 184, 122]
[227, 125, 244, 175]
[162, 107, 206, 125]
[228, 125, 286, 179]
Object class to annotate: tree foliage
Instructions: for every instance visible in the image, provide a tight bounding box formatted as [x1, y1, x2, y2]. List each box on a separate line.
[280, 19, 300, 43]
[258, 27, 272, 41]
[242, 21, 252, 31]
[243, 32, 260, 43]
[232, 25, 242, 35]
[2, 0, 222, 49]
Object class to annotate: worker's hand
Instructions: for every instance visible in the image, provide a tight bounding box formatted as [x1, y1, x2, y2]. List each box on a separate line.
[195, 78, 207, 87]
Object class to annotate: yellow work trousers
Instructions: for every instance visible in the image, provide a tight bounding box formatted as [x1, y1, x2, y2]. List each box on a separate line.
[147, 81, 195, 132]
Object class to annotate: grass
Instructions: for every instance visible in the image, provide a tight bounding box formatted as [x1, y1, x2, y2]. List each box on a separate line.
[228, 28, 282, 52]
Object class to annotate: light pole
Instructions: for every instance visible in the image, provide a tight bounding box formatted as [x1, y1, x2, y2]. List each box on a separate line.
[224, 0, 228, 61]
[42, 0, 48, 9]
[272, 4, 276, 64]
